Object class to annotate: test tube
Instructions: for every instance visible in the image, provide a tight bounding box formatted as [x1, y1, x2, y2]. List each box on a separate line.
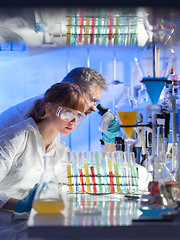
[100, 152, 109, 193]
[95, 152, 103, 193]
[124, 152, 134, 194]
[84, 17, 90, 43]
[130, 152, 139, 195]
[83, 152, 91, 193]
[66, 17, 72, 44]
[90, 17, 96, 44]
[102, 18, 108, 45]
[117, 151, 128, 194]
[114, 17, 120, 44]
[124, 152, 132, 194]
[132, 16, 137, 45]
[71, 152, 79, 193]
[107, 152, 115, 193]
[112, 152, 121, 193]
[67, 151, 73, 193]
[77, 152, 85, 193]
[89, 151, 97, 193]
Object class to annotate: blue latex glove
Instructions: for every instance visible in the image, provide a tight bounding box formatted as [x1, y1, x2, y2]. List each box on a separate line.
[102, 117, 120, 144]
[15, 183, 39, 213]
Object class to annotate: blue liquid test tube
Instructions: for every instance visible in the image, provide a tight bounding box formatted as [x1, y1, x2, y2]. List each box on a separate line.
[71, 152, 79, 193]
[100, 152, 109, 193]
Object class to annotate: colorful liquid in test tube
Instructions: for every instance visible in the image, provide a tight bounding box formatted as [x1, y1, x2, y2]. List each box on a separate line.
[77, 152, 85, 193]
[112, 152, 121, 193]
[96, 17, 102, 44]
[71, 152, 79, 193]
[117, 151, 128, 194]
[130, 152, 139, 194]
[83, 152, 91, 193]
[124, 152, 133, 194]
[114, 17, 120, 44]
[101, 9, 108, 45]
[89, 152, 97, 193]
[108, 17, 113, 42]
[67, 152, 73, 193]
[90, 17, 96, 44]
[66, 17, 72, 44]
[84, 17, 90, 43]
[107, 152, 115, 193]
[78, 17, 83, 42]
[95, 152, 103, 193]
[100, 152, 109, 193]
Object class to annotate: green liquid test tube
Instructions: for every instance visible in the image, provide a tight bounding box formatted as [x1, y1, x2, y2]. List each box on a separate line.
[95, 152, 103, 193]
[114, 162, 121, 193]
[72, 161, 78, 193]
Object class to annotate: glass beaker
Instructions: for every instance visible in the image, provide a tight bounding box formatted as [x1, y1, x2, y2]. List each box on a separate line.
[116, 87, 138, 151]
[32, 156, 65, 214]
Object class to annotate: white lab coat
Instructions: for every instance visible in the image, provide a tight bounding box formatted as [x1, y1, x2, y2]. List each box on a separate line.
[0, 94, 43, 132]
[0, 117, 69, 209]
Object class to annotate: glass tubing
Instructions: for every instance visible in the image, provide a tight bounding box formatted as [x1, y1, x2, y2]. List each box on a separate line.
[66, 151, 139, 195]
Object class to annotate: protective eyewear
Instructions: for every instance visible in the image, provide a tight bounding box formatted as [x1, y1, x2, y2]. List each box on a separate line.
[56, 107, 85, 122]
[83, 90, 99, 108]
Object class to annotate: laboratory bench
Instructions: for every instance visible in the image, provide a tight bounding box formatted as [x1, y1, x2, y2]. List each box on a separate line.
[27, 193, 180, 240]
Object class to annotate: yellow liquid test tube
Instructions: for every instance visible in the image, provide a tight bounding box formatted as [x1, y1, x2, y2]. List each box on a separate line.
[84, 162, 91, 193]
[114, 162, 121, 193]
[114, 17, 119, 44]
[66, 17, 72, 44]
[84, 17, 90, 43]
[67, 164, 73, 193]
[108, 155, 112, 172]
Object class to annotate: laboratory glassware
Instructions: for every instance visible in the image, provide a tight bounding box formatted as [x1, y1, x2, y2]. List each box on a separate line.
[139, 77, 173, 214]
[115, 87, 138, 152]
[33, 156, 65, 214]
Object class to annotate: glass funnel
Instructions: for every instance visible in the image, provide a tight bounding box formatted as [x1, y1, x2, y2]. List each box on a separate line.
[32, 156, 64, 214]
[116, 87, 138, 149]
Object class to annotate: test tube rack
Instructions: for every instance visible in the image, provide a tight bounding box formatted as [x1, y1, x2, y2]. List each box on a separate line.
[66, 151, 139, 195]
[66, 8, 138, 46]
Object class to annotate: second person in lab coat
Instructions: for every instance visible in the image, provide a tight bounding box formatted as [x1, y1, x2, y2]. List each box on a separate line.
[0, 82, 85, 213]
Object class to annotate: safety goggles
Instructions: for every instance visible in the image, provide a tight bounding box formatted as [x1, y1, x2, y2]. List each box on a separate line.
[56, 107, 85, 122]
[83, 90, 99, 108]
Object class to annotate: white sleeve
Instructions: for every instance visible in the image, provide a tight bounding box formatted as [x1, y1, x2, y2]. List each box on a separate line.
[0, 127, 26, 183]
[0, 94, 43, 131]
[54, 141, 70, 185]
[0, 192, 10, 209]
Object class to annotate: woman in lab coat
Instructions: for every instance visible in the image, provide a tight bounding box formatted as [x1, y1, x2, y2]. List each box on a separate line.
[0, 82, 85, 213]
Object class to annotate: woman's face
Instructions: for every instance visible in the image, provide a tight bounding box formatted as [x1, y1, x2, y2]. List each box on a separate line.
[48, 106, 84, 136]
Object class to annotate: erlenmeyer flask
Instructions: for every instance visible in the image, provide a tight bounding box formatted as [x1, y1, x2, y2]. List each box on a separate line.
[33, 156, 64, 214]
